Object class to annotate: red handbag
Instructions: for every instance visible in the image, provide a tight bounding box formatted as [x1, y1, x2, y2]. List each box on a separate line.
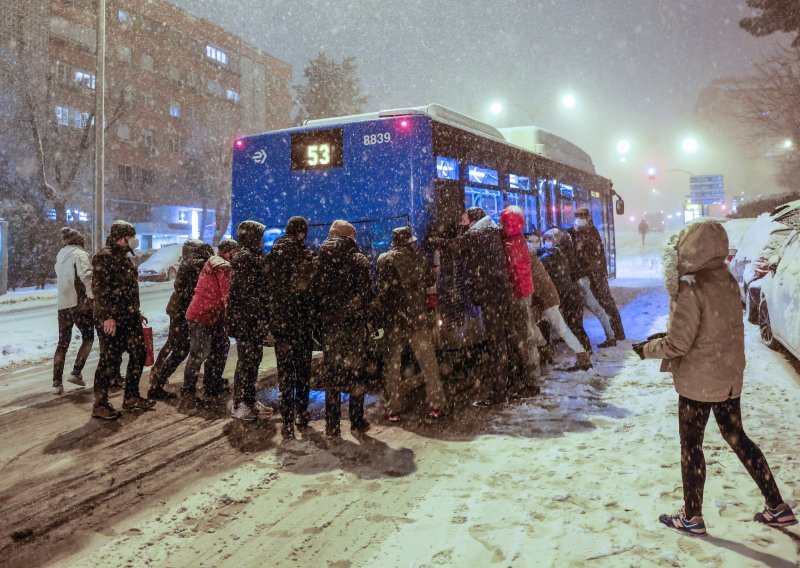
[142, 326, 154, 367]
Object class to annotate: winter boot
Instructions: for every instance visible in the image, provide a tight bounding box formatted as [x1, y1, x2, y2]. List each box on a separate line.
[147, 385, 177, 400]
[566, 352, 593, 372]
[598, 339, 617, 348]
[91, 403, 121, 420]
[122, 395, 156, 411]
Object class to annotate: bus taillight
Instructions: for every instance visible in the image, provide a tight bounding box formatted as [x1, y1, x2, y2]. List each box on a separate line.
[234, 139, 244, 149]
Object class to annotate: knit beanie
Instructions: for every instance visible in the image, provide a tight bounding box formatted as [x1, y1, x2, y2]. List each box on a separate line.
[329, 219, 356, 239]
[285, 216, 309, 237]
[60, 227, 84, 247]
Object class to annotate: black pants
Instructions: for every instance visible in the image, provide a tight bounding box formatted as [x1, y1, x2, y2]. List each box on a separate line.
[151, 315, 190, 387]
[54, 304, 94, 386]
[321, 326, 367, 435]
[589, 274, 625, 340]
[679, 396, 783, 518]
[93, 317, 145, 405]
[561, 298, 592, 352]
[183, 321, 230, 396]
[480, 302, 509, 403]
[233, 339, 263, 408]
[276, 333, 312, 428]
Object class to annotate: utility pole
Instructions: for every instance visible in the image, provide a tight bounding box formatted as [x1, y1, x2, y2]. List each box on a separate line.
[93, 0, 106, 252]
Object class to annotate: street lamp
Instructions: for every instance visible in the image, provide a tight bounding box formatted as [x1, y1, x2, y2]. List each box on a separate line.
[561, 94, 576, 110]
[681, 137, 699, 154]
[616, 139, 631, 154]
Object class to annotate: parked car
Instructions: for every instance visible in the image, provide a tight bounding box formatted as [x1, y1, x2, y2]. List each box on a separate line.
[758, 229, 800, 358]
[720, 217, 756, 264]
[729, 202, 800, 322]
[137, 243, 182, 281]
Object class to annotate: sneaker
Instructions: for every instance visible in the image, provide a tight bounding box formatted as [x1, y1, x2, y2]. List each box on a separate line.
[147, 386, 177, 401]
[92, 403, 121, 420]
[388, 414, 402, 423]
[754, 503, 798, 527]
[659, 508, 707, 537]
[351, 419, 371, 433]
[52, 384, 64, 395]
[598, 339, 617, 348]
[67, 372, 86, 387]
[231, 403, 257, 422]
[122, 396, 157, 411]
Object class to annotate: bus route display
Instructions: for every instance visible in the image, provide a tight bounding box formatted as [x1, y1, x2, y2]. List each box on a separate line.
[290, 128, 344, 170]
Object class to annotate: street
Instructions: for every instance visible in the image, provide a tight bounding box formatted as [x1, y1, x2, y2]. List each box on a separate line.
[0, 233, 797, 567]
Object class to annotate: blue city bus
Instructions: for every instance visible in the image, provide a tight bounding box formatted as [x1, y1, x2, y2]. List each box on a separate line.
[231, 104, 621, 351]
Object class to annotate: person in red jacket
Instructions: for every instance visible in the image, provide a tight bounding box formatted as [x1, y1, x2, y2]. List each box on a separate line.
[499, 206, 541, 397]
[179, 239, 239, 409]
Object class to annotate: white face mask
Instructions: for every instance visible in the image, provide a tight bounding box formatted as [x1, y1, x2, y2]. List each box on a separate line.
[543, 241, 554, 248]
[574, 218, 588, 228]
[128, 237, 140, 251]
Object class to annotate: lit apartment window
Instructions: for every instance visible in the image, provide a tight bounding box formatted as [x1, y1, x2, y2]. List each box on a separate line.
[168, 103, 181, 119]
[55, 105, 69, 126]
[118, 10, 128, 23]
[205, 44, 228, 65]
[226, 89, 240, 102]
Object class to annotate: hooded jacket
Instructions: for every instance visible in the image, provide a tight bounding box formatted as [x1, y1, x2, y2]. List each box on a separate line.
[186, 255, 232, 326]
[55, 244, 94, 310]
[441, 215, 512, 308]
[500, 207, 534, 299]
[165, 239, 213, 319]
[377, 242, 433, 332]
[267, 233, 315, 337]
[227, 220, 270, 341]
[643, 220, 745, 402]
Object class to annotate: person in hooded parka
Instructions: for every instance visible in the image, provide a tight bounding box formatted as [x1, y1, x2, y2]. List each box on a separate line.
[635, 220, 797, 536]
[267, 216, 316, 439]
[311, 220, 373, 439]
[227, 220, 270, 421]
[52, 227, 94, 395]
[148, 239, 213, 400]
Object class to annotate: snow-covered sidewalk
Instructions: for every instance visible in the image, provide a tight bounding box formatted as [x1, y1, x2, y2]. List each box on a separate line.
[13, 231, 792, 568]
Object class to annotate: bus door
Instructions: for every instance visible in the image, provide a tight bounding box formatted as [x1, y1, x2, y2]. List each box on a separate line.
[557, 183, 576, 229]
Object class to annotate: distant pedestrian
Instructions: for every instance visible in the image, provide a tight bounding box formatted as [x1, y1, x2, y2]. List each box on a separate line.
[52, 227, 94, 395]
[180, 239, 239, 409]
[638, 219, 650, 245]
[311, 220, 373, 439]
[634, 220, 796, 536]
[431, 207, 513, 407]
[267, 217, 315, 439]
[228, 221, 270, 421]
[91, 220, 155, 419]
[148, 239, 213, 400]
[378, 226, 446, 421]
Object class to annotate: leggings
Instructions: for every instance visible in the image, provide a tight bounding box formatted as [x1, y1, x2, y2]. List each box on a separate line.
[679, 396, 783, 518]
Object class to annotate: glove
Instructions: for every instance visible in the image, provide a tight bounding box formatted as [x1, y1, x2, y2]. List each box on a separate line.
[647, 332, 667, 341]
[632, 341, 646, 360]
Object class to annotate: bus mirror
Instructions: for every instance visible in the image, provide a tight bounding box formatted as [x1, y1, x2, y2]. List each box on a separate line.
[615, 199, 625, 215]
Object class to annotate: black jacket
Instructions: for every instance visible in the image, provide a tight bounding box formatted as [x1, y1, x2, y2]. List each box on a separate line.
[377, 244, 433, 332]
[569, 224, 608, 280]
[538, 246, 579, 306]
[267, 234, 315, 337]
[92, 241, 140, 322]
[166, 240, 213, 319]
[227, 221, 270, 342]
[439, 215, 511, 308]
[311, 236, 373, 330]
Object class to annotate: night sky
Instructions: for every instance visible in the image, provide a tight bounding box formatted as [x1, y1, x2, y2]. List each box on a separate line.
[170, 0, 787, 216]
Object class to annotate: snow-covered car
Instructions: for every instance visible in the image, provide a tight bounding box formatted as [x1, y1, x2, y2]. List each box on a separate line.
[729, 202, 799, 320]
[137, 243, 182, 281]
[758, 229, 800, 357]
[720, 217, 756, 263]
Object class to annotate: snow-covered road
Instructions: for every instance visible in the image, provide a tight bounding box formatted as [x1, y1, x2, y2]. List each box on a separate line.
[0, 231, 797, 567]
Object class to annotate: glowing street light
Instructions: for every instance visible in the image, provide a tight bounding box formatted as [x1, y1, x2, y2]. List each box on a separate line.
[616, 139, 631, 154]
[784, 138, 793, 149]
[682, 137, 699, 154]
[561, 94, 577, 109]
[489, 102, 503, 116]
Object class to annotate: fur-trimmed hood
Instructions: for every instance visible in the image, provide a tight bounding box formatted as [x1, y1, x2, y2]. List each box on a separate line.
[662, 219, 728, 299]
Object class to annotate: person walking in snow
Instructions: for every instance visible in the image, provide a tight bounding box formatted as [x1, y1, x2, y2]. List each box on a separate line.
[529, 240, 592, 372]
[180, 239, 239, 409]
[633, 220, 797, 536]
[311, 220, 373, 439]
[228, 220, 270, 421]
[52, 227, 94, 395]
[498, 206, 541, 397]
[148, 239, 213, 400]
[91, 220, 155, 419]
[431, 207, 513, 407]
[378, 226, 446, 421]
[638, 218, 650, 245]
[569, 207, 625, 342]
[267, 217, 316, 439]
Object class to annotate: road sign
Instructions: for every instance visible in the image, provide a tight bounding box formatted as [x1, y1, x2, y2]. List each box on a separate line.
[689, 174, 724, 205]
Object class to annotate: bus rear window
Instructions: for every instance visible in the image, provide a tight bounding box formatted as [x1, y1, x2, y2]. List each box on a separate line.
[290, 128, 344, 170]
